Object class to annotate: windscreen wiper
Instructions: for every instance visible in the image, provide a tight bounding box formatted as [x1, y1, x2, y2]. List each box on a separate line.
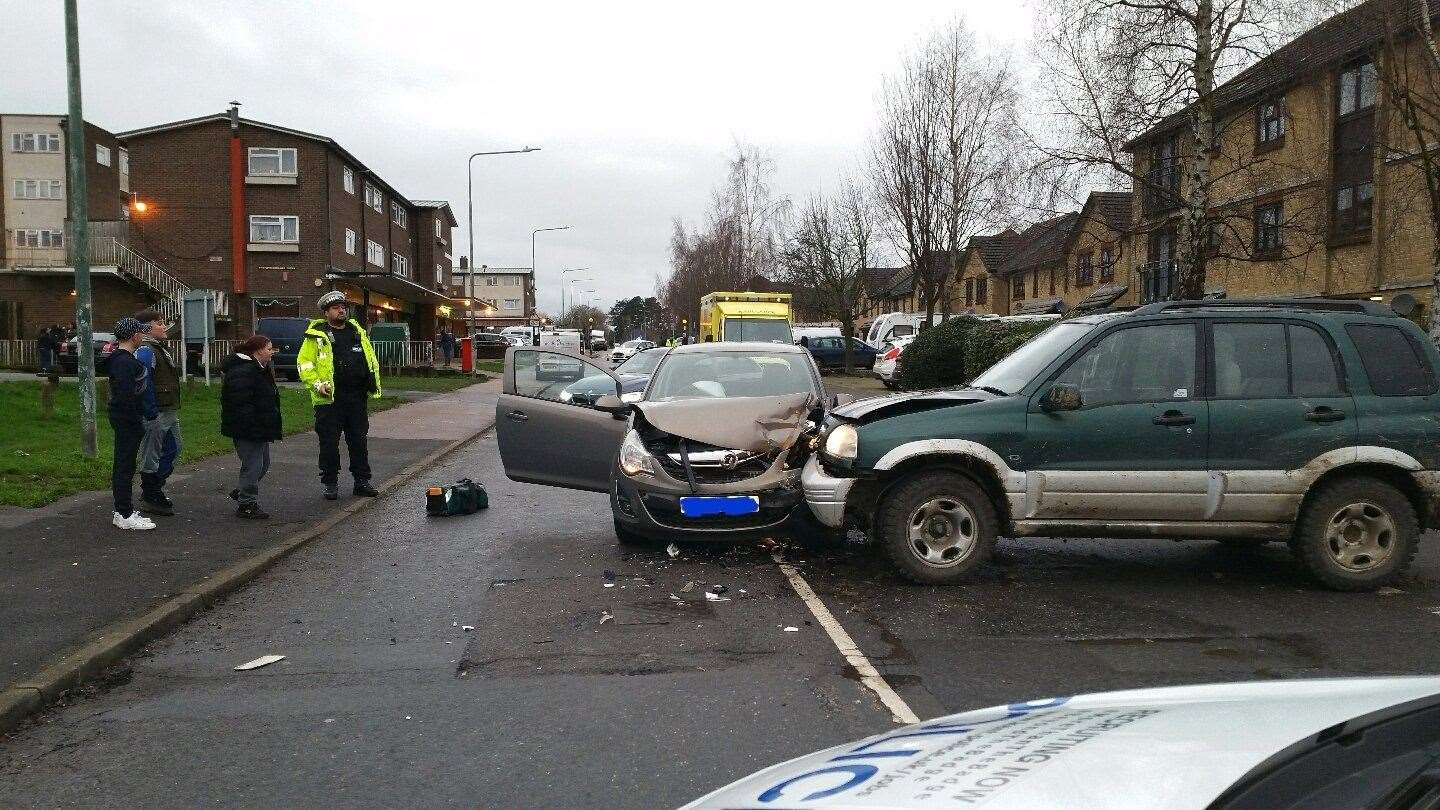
[972, 385, 1008, 397]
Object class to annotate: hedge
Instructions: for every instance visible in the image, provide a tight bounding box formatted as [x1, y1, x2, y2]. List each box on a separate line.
[897, 316, 1054, 390]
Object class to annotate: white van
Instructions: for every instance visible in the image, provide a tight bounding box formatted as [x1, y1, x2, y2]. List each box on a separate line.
[864, 313, 948, 346]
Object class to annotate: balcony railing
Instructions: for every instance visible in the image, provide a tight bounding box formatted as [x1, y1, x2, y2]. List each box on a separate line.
[1139, 260, 1177, 303]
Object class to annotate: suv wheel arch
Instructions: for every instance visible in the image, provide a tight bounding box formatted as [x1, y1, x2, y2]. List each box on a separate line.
[1300, 463, 1432, 534]
[874, 453, 1012, 531]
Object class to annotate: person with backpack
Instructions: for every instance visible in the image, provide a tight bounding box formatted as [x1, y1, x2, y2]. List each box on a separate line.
[297, 291, 382, 500]
[221, 334, 283, 519]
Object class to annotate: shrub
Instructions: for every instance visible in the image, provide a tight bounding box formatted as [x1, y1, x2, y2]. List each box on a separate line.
[897, 316, 1053, 390]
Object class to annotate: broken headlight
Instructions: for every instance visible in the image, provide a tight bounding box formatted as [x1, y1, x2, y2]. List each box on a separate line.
[619, 429, 656, 477]
[823, 423, 858, 461]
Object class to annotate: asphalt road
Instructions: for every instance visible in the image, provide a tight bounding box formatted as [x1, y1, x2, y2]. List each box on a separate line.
[3, 429, 1440, 808]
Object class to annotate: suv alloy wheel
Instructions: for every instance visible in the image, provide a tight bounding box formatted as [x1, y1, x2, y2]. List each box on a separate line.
[878, 471, 998, 584]
[1292, 476, 1419, 591]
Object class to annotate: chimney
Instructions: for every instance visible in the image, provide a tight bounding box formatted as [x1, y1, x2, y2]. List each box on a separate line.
[459, 256, 469, 270]
[227, 102, 241, 132]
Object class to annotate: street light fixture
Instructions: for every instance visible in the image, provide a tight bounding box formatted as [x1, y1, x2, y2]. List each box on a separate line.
[533, 227, 571, 317]
[560, 267, 589, 315]
[466, 146, 539, 364]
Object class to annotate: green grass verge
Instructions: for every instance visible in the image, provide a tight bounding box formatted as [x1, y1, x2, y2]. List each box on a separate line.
[382, 373, 488, 393]
[475, 360, 504, 374]
[0, 380, 402, 508]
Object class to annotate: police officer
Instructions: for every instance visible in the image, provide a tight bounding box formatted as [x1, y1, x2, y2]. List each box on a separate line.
[297, 291, 383, 500]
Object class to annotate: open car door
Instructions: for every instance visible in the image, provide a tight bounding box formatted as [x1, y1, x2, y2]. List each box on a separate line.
[497, 347, 628, 492]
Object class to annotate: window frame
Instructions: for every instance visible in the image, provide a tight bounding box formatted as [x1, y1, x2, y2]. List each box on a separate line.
[247, 147, 298, 177]
[1075, 251, 1094, 287]
[1253, 201, 1284, 257]
[1345, 323, 1439, 397]
[364, 183, 383, 213]
[1042, 320, 1202, 410]
[248, 215, 299, 244]
[1011, 275, 1025, 302]
[391, 253, 409, 277]
[390, 202, 408, 228]
[13, 179, 63, 200]
[344, 228, 357, 255]
[95, 144, 112, 167]
[1099, 248, 1115, 283]
[342, 166, 355, 194]
[977, 276, 988, 305]
[1337, 60, 1378, 119]
[11, 133, 61, 153]
[1256, 98, 1286, 152]
[1203, 318, 1348, 401]
[366, 239, 386, 267]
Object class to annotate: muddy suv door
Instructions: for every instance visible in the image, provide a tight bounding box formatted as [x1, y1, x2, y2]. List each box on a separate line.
[497, 348, 628, 492]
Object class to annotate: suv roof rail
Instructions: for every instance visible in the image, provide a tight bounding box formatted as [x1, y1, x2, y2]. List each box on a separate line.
[1130, 298, 1395, 317]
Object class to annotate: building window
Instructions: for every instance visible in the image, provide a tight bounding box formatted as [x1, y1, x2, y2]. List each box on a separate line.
[1099, 248, 1115, 283]
[10, 133, 60, 153]
[364, 183, 383, 212]
[1254, 202, 1283, 256]
[1075, 252, 1094, 287]
[1031, 269, 1039, 298]
[1334, 182, 1374, 239]
[1338, 61, 1378, 117]
[95, 144, 111, 167]
[391, 202, 407, 228]
[485, 277, 499, 287]
[344, 228, 357, 255]
[366, 240, 385, 267]
[504, 299, 521, 310]
[248, 147, 297, 177]
[249, 215, 299, 243]
[1145, 135, 1181, 213]
[976, 276, 987, 305]
[13, 179, 63, 199]
[343, 166, 355, 194]
[963, 278, 974, 307]
[13, 229, 64, 248]
[435, 263, 444, 284]
[1012, 276, 1025, 302]
[434, 218, 443, 239]
[392, 254, 409, 277]
[118, 148, 129, 178]
[1257, 99, 1286, 148]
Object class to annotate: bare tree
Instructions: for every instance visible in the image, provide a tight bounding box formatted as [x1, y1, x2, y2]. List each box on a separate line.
[1034, 0, 1333, 300]
[1375, 0, 1440, 342]
[781, 181, 877, 372]
[872, 19, 1021, 328]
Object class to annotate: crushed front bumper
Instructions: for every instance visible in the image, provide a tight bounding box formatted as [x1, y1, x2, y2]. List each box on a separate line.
[801, 455, 855, 529]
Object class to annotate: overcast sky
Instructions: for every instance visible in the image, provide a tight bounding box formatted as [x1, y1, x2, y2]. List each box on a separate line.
[2, 1, 1031, 315]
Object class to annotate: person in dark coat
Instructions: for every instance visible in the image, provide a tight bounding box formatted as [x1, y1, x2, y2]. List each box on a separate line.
[108, 317, 154, 530]
[221, 334, 283, 519]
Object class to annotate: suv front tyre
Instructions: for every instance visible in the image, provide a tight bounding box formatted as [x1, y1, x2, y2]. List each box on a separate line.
[878, 471, 998, 585]
[1291, 476, 1420, 591]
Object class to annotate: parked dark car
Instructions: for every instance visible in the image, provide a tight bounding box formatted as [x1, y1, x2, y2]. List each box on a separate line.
[805, 335, 878, 371]
[254, 317, 309, 381]
[58, 331, 117, 374]
[498, 342, 844, 545]
[558, 346, 668, 405]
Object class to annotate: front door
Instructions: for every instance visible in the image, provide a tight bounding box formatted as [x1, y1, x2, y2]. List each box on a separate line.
[497, 348, 628, 492]
[1025, 321, 1210, 520]
[1206, 320, 1357, 522]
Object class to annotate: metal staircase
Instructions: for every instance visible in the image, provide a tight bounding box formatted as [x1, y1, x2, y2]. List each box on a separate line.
[88, 237, 190, 318]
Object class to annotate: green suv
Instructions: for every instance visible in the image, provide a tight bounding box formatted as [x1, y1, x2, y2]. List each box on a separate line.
[802, 300, 1440, 590]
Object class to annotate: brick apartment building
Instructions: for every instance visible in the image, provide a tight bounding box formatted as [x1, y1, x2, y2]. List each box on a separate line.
[862, 0, 1440, 335]
[118, 106, 457, 341]
[450, 263, 536, 331]
[0, 114, 151, 340]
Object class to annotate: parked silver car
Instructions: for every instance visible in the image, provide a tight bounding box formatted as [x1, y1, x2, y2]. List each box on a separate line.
[497, 342, 839, 543]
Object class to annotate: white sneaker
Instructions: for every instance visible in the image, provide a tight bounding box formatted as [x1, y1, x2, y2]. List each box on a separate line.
[112, 511, 156, 530]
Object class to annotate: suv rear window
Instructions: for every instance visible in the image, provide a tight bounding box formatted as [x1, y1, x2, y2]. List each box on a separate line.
[1345, 324, 1438, 396]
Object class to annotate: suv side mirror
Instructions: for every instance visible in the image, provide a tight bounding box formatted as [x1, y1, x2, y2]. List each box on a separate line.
[593, 394, 631, 418]
[1041, 383, 1083, 413]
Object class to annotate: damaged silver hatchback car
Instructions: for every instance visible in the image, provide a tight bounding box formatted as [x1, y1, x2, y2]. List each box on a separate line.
[497, 342, 838, 543]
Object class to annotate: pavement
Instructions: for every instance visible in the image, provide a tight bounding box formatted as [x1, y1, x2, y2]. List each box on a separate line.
[2, 420, 1440, 806]
[0, 380, 498, 708]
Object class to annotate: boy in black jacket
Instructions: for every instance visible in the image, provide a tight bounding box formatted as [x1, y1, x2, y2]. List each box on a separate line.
[108, 318, 155, 530]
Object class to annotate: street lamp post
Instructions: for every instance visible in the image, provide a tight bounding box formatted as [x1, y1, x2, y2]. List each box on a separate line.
[532, 226, 570, 320]
[560, 267, 589, 316]
[465, 146, 538, 360]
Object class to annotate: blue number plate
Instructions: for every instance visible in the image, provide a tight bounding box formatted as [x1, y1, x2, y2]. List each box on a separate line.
[679, 495, 760, 518]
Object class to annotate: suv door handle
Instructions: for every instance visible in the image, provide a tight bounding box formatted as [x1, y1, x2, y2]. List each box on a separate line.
[1304, 407, 1346, 423]
[1153, 410, 1195, 426]
[506, 410, 529, 423]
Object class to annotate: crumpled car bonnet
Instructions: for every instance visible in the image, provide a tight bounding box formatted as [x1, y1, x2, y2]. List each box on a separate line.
[633, 392, 813, 453]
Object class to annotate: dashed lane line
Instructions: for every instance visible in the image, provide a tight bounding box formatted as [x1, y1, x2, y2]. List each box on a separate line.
[772, 553, 920, 725]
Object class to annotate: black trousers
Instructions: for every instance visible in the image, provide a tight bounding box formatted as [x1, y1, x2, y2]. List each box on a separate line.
[110, 416, 145, 517]
[315, 396, 370, 485]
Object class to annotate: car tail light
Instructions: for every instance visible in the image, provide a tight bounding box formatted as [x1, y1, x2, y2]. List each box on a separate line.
[883, 347, 901, 361]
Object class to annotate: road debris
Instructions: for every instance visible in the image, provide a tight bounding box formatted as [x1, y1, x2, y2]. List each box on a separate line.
[600, 610, 614, 625]
[705, 591, 730, 602]
[603, 583, 615, 588]
[667, 543, 680, 559]
[711, 585, 728, 596]
[1377, 587, 1405, 596]
[783, 626, 799, 632]
[462, 625, 475, 632]
[681, 581, 697, 593]
[234, 654, 285, 671]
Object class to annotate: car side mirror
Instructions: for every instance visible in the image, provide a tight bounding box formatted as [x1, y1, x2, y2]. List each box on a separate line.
[1041, 383, 1082, 413]
[593, 394, 631, 418]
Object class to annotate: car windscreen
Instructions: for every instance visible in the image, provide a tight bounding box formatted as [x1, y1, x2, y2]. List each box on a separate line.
[255, 319, 308, 340]
[616, 348, 665, 376]
[968, 321, 1096, 395]
[723, 318, 792, 343]
[648, 352, 814, 401]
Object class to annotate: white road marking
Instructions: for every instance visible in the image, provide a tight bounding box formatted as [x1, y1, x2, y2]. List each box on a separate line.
[772, 553, 920, 725]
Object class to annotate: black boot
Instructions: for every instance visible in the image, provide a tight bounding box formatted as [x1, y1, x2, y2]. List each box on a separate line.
[139, 492, 174, 516]
[237, 503, 270, 520]
[352, 480, 379, 497]
[322, 482, 339, 501]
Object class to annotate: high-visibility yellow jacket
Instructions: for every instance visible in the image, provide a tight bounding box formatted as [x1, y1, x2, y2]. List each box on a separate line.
[296, 318, 382, 405]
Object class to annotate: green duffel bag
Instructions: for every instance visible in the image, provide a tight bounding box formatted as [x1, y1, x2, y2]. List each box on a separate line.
[426, 478, 489, 517]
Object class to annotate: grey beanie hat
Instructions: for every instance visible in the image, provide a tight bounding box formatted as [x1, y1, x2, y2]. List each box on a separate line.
[114, 317, 145, 341]
[318, 291, 347, 311]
